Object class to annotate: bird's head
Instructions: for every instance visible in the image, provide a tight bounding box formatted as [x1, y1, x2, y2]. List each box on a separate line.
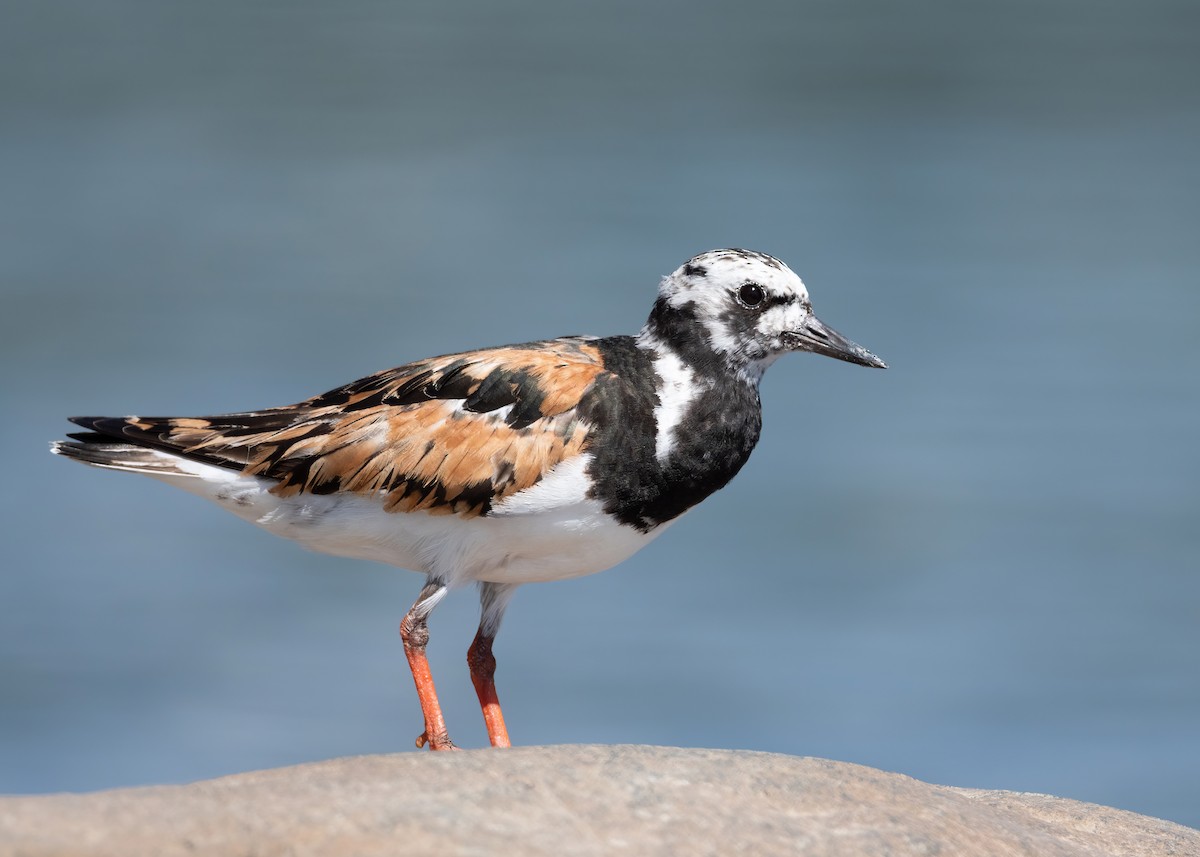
[644, 248, 887, 382]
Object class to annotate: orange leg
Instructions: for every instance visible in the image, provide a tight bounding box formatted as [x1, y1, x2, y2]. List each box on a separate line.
[400, 581, 456, 751]
[468, 628, 511, 748]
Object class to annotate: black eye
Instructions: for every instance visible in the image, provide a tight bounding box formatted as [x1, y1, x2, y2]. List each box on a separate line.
[738, 283, 765, 307]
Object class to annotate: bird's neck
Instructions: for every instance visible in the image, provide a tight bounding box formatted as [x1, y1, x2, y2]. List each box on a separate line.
[583, 333, 763, 532]
[638, 298, 766, 388]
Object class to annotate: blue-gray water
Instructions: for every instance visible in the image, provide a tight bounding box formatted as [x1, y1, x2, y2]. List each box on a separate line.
[2, 0, 1198, 829]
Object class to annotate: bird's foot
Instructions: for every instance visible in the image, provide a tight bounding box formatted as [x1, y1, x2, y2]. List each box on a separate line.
[415, 729, 458, 751]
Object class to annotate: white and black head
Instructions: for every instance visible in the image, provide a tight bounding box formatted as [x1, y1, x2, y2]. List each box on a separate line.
[642, 249, 887, 382]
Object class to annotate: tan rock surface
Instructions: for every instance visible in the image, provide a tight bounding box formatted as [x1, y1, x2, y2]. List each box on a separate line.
[1, 745, 1195, 856]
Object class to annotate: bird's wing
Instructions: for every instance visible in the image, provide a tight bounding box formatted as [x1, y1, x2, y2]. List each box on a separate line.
[69, 338, 610, 517]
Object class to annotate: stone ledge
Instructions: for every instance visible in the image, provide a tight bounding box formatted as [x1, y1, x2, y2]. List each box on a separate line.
[1, 745, 1195, 856]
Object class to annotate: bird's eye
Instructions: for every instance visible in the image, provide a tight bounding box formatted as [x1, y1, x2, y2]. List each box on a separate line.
[738, 283, 766, 308]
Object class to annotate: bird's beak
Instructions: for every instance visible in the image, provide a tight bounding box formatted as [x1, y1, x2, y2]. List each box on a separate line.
[785, 314, 887, 368]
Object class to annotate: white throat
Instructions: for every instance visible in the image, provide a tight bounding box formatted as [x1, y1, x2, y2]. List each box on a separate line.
[637, 330, 713, 462]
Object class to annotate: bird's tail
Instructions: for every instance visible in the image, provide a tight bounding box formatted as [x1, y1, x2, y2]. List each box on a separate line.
[51, 424, 200, 478]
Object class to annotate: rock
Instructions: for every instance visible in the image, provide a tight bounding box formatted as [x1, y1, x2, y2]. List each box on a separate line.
[1, 745, 1195, 856]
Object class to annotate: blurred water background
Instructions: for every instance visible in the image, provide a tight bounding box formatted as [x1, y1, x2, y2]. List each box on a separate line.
[2, 0, 1198, 829]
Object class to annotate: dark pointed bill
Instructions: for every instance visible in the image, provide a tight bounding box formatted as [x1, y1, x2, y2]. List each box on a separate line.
[785, 314, 887, 368]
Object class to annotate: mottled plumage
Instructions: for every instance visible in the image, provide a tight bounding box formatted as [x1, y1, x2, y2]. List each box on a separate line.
[66, 340, 606, 518]
[52, 248, 886, 751]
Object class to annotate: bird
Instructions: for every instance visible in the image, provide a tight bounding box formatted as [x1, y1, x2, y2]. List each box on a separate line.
[51, 248, 886, 751]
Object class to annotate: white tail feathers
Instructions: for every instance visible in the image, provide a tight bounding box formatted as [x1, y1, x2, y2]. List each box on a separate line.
[50, 440, 199, 478]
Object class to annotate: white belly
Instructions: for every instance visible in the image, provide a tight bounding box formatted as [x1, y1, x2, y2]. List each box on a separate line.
[151, 451, 667, 587]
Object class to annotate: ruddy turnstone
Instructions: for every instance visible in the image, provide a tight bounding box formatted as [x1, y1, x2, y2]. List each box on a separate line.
[52, 248, 885, 751]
